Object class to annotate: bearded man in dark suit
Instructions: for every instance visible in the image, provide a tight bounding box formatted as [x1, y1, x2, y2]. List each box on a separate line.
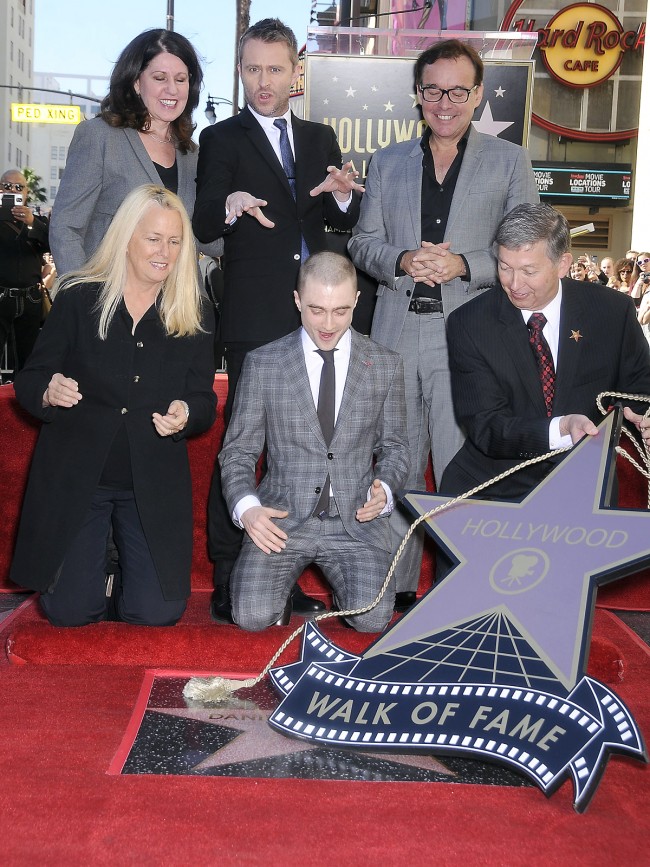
[440, 203, 650, 500]
[193, 19, 362, 621]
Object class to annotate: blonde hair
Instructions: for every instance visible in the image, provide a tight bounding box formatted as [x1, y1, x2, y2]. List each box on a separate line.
[60, 184, 202, 339]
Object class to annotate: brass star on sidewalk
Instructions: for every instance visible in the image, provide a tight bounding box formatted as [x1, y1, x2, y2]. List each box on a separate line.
[570, 329, 583, 342]
[158, 702, 450, 775]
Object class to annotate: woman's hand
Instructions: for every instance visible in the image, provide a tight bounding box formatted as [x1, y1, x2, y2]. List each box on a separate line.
[638, 293, 650, 326]
[152, 399, 189, 437]
[43, 373, 82, 408]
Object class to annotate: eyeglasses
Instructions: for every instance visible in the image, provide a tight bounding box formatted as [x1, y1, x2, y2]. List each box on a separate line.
[1, 182, 26, 192]
[418, 84, 479, 104]
[637, 257, 650, 266]
[620, 269, 632, 274]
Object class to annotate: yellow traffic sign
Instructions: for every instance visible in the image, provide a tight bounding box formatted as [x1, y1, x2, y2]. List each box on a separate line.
[11, 103, 82, 124]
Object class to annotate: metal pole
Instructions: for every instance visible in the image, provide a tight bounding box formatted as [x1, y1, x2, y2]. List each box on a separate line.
[232, 0, 251, 114]
[166, 0, 174, 31]
[0, 83, 102, 103]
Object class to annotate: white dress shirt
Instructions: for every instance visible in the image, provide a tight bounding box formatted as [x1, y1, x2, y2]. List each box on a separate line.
[519, 282, 572, 449]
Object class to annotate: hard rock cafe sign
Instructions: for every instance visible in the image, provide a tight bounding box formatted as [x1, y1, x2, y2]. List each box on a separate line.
[501, 1, 645, 141]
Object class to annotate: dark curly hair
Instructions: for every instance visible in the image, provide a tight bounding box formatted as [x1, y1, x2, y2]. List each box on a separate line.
[100, 29, 203, 154]
[414, 38, 484, 88]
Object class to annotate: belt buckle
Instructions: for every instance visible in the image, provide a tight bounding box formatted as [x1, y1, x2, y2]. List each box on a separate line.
[411, 296, 442, 314]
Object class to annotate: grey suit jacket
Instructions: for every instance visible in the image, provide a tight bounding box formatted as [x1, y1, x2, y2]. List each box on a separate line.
[50, 117, 221, 275]
[348, 124, 539, 350]
[219, 328, 410, 554]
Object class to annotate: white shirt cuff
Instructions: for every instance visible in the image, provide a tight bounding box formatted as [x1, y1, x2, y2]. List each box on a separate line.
[368, 481, 394, 516]
[333, 191, 352, 211]
[233, 495, 261, 528]
[549, 417, 573, 450]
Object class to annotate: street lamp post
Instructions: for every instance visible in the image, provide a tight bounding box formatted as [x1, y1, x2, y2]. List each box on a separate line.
[204, 94, 234, 124]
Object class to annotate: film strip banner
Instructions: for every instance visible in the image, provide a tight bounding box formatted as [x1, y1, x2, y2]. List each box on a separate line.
[269, 626, 645, 812]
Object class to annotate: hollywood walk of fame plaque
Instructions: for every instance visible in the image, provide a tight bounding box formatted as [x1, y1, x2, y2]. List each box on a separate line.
[268, 410, 648, 811]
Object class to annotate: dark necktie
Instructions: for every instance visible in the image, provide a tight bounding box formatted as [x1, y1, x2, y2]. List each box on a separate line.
[273, 118, 309, 261]
[273, 117, 296, 196]
[527, 312, 555, 418]
[313, 348, 336, 519]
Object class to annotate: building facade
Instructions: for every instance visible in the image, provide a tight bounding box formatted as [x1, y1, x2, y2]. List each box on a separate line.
[0, 0, 35, 176]
[327, 0, 646, 258]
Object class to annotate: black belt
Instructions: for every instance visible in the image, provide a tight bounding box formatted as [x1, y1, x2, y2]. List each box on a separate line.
[0, 284, 41, 300]
[408, 296, 443, 314]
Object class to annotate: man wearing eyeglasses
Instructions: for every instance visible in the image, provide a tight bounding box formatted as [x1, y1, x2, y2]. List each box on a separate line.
[0, 170, 50, 380]
[348, 39, 538, 611]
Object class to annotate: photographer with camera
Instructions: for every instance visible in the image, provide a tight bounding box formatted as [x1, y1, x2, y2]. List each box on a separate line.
[0, 169, 50, 380]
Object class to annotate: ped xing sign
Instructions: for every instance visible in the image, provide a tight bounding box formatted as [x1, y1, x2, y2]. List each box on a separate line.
[11, 103, 81, 124]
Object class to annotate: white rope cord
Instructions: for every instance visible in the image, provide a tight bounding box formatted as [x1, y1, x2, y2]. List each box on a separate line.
[595, 392, 650, 507]
[184, 392, 650, 704]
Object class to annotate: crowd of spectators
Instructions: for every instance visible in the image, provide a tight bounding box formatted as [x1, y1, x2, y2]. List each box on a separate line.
[567, 250, 650, 347]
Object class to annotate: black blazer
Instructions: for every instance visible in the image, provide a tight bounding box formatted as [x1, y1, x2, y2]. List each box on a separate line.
[10, 284, 216, 599]
[440, 279, 650, 499]
[193, 107, 360, 345]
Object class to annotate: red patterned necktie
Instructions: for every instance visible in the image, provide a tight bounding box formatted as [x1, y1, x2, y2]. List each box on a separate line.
[527, 312, 555, 417]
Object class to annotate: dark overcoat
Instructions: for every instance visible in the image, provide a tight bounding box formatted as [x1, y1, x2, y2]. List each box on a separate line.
[10, 283, 216, 599]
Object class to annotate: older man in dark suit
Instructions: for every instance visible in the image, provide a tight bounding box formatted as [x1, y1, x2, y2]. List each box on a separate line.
[219, 252, 409, 632]
[193, 19, 362, 621]
[440, 203, 650, 500]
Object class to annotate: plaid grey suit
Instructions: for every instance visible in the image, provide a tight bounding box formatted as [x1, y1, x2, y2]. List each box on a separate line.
[219, 328, 410, 632]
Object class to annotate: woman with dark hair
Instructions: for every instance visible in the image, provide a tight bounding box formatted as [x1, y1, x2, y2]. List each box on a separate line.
[610, 258, 634, 292]
[50, 29, 220, 275]
[569, 259, 589, 281]
[11, 185, 216, 627]
[629, 251, 650, 307]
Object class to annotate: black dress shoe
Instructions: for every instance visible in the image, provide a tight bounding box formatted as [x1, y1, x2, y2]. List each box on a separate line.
[394, 591, 417, 612]
[210, 586, 235, 625]
[291, 585, 326, 616]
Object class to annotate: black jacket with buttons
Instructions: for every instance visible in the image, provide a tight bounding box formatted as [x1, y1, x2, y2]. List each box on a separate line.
[10, 283, 216, 598]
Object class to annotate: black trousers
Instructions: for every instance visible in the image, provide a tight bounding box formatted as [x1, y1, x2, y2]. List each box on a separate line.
[207, 341, 263, 583]
[0, 287, 42, 375]
[40, 488, 186, 627]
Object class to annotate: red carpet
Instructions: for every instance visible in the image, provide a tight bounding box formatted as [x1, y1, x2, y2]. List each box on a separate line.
[3, 590, 631, 687]
[6, 590, 371, 669]
[1, 382, 649, 863]
[596, 569, 650, 611]
[0, 609, 648, 865]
